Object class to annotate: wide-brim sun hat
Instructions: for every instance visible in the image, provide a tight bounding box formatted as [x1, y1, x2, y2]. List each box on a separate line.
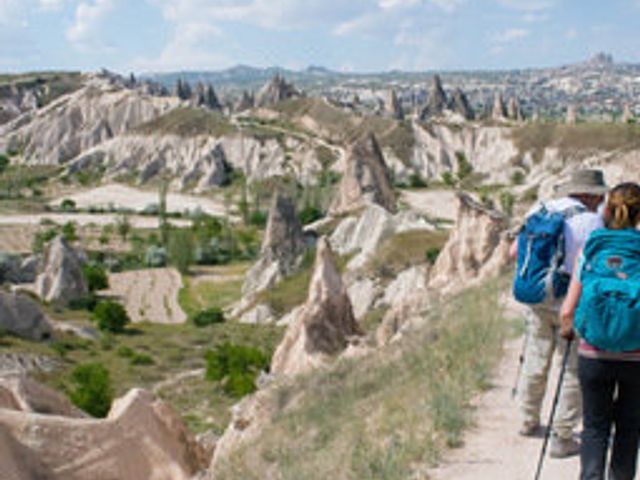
[554, 169, 609, 197]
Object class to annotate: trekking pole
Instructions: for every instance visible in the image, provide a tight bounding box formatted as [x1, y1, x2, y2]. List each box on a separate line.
[512, 322, 529, 399]
[533, 338, 573, 480]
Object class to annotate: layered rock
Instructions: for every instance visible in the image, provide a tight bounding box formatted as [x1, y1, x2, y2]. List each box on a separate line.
[419, 75, 448, 119]
[255, 75, 300, 108]
[383, 89, 404, 120]
[35, 235, 88, 304]
[270, 237, 360, 376]
[241, 193, 306, 298]
[491, 93, 508, 121]
[0, 78, 179, 165]
[428, 192, 510, 295]
[0, 375, 86, 417]
[0, 387, 208, 480]
[0, 291, 52, 341]
[0, 423, 54, 480]
[450, 88, 475, 120]
[329, 132, 397, 216]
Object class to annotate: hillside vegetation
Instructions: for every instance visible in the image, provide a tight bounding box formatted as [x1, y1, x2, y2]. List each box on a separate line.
[215, 277, 513, 479]
[134, 107, 237, 137]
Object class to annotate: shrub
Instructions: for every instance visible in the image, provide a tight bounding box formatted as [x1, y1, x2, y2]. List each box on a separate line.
[426, 247, 441, 265]
[499, 191, 515, 216]
[92, 300, 130, 333]
[455, 152, 473, 180]
[61, 221, 78, 242]
[60, 198, 77, 212]
[168, 229, 194, 274]
[68, 363, 113, 418]
[145, 245, 167, 268]
[68, 295, 98, 311]
[408, 174, 428, 188]
[205, 343, 269, 397]
[510, 171, 525, 185]
[299, 205, 323, 225]
[248, 210, 268, 227]
[441, 171, 455, 186]
[32, 227, 59, 253]
[130, 352, 155, 366]
[82, 264, 109, 292]
[192, 307, 226, 327]
[0, 154, 9, 173]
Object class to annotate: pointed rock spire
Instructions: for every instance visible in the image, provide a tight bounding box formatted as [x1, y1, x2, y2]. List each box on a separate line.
[491, 92, 507, 121]
[622, 103, 634, 124]
[234, 90, 254, 112]
[383, 89, 404, 120]
[450, 87, 475, 120]
[35, 235, 87, 305]
[271, 237, 360, 376]
[255, 74, 300, 108]
[419, 74, 448, 120]
[566, 105, 577, 125]
[507, 97, 523, 122]
[329, 132, 397, 216]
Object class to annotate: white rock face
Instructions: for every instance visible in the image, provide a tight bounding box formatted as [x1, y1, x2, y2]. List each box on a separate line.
[35, 236, 88, 304]
[381, 264, 430, 309]
[270, 237, 361, 377]
[0, 291, 52, 341]
[347, 278, 381, 320]
[0, 387, 208, 480]
[0, 375, 86, 417]
[238, 304, 275, 325]
[0, 79, 179, 165]
[428, 192, 511, 295]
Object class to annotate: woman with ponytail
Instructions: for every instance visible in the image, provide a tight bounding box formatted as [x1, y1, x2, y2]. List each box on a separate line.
[560, 182, 640, 480]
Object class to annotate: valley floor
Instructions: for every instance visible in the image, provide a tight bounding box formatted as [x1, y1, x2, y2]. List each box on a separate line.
[431, 338, 579, 480]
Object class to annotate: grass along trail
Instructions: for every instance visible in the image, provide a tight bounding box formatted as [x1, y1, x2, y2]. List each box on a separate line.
[430, 337, 579, 480]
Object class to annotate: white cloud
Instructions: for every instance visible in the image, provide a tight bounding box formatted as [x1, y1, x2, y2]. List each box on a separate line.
[431, 0, 467, 13]
[66, 0, 115, 52]
[379, 0, 420, 9]
[492, 27, 530, 43]
[496, 0, 554, 12]
[38, 0, 65, 10]
[565, 28, 577, 39]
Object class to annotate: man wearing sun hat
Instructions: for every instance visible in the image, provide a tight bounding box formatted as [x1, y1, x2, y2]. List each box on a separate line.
[512, 169, 608, 458]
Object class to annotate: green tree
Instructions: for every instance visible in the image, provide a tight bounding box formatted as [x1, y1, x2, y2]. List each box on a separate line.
[82, 264, 109, 292]
[0, 154, 10, 174]
[159, 180, 170, 247]
[69, 363, 113, 418]
[116, 214, 131, 242]
[192, 307, 225, 327]
[92, 300, 130, 333]
[61, 221, 78, 242]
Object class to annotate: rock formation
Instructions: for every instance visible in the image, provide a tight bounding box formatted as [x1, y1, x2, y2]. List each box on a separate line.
[622, 103, 634, 123]
[329, 132, 397, 216]
[255, 74, 300, 108]
[0, 375, 86, 417]
[234, 90, 254, 112]
[0, 387, 208, 480]
[0, 77, 178, 165]
[241, 193, 306, 297]
[450, 88, 475, 120]
[566, 105, 577, 125]
[383, 89, 404, 120]
[428, 192, 510, 295]
[0, 423, 54, 480]
[35, 235, 88, 304]
[491, 93, 508, 121]
[507, 97, 523, 122]
[270, 237, 360, 376]
[0, 291, 52, 341]
[0, 253, 39, 284]
[419, 75, 448, 120]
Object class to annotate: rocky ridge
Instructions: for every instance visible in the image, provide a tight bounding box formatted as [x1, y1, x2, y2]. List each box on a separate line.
[35, 236, 88, 305]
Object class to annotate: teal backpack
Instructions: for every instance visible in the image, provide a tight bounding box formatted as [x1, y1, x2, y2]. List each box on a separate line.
[575, 228, 640, 352]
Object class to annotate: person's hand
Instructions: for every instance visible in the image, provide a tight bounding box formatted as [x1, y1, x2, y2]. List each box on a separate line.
[560, 323, 575, 341]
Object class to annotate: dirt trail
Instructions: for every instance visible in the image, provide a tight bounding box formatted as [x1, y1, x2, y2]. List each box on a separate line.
[431, 338, 579, 480]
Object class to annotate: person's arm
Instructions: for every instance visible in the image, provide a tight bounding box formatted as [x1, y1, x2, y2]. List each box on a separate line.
[559, 249, 584, 340]
[509, 238, 518, 260]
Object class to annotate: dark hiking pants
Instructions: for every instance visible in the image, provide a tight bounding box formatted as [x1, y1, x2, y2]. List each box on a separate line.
[578, 356, 640, 480]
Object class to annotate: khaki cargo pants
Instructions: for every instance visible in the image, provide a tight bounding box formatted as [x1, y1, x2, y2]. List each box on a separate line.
[518, 302, 580, 440]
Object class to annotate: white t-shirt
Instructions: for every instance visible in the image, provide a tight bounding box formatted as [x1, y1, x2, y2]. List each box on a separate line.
[526, 197, 604, 274]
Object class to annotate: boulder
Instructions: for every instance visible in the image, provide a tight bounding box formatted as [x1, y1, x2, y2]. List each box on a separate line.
[0, 375, 86, 417]
[255, 75, 300, 108]
[270, 237, 361, 377]
[0, 387, 208, 480]
[241, 193, 306, 298]
[329, 132, 397, 216]
[35, 235, 88, 304]
[428, 192, 511, 295]
[0, 291, 52, 341]
[450, 88, 475, 120]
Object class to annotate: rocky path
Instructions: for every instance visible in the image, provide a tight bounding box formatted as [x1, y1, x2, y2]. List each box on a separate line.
[430, 338, 579, 480]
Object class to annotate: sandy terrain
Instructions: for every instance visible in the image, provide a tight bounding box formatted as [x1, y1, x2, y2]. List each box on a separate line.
[431, 338, 579, 480]
[50, 183, 228, 217]
[102, 268, 187, 324]
[400, 189, 458, 222]
[0, 225, 37, 254]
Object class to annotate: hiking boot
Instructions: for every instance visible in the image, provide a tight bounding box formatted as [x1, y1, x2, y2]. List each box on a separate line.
[519, 422, 544, 437]
[549, 436, 580, 459]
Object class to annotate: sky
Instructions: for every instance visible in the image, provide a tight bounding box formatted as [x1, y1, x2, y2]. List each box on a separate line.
[1, 0, 639, 74]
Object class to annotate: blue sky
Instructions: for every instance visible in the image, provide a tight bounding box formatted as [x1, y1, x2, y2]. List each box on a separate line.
[1, 0, 639, 73]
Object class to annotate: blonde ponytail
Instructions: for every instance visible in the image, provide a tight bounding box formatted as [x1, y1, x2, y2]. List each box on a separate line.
[606, 183, 640, 230]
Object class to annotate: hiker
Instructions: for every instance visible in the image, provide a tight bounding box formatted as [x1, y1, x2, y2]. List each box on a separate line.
[511, 169, 607, 458]
[560, 182, 640, 480]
